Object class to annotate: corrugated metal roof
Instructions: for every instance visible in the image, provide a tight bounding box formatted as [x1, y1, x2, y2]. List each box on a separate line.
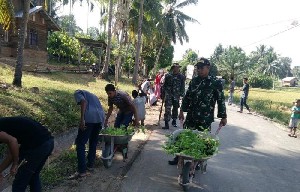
[14, 6, 60, 31]
[15, 6, 43, 18]
[282, 77, 298, 81]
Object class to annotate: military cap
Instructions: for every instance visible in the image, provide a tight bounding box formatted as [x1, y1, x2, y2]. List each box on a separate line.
[195, 58, 210, 68]
[171, 63, 182, 69]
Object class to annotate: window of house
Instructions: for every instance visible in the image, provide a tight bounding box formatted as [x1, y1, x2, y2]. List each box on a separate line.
[42, 18, 45, 24]
[4, 31, 9, 42]
[32, 14, 36, 22]
[29, 29, 38, 46]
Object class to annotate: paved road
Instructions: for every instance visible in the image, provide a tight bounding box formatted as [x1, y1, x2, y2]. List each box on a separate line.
[121, 104, 300, 192]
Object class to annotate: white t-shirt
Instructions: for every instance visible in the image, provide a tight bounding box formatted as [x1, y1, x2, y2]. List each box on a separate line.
[149, 88, 157, 105]
[133, 96, 146, 120]
[141, 81, 150, 94]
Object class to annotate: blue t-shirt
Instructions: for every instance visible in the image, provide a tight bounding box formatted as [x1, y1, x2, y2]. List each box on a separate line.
[291, 106, 300, 119]
[74, 90, 105, 124]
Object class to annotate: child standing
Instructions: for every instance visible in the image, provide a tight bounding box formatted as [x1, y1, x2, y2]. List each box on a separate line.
[288, 99, 300, 138]
[132, 90, 146, 126]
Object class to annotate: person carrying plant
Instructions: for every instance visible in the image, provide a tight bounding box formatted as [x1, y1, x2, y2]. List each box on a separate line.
[288, 99, 300, 138]
[161, 63, 185, 129]
[69, 90, 105, 179]
[0, 116, 54, 191]
[168, 57, 227, 165]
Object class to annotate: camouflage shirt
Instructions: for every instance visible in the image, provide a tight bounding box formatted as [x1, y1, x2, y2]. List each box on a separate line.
[162, 72, 185, 99]
[181, 75, 227, 129]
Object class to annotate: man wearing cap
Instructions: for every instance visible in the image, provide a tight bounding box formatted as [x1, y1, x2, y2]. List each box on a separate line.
[161, 63, 185, 129]
[168, 57, 227, 165]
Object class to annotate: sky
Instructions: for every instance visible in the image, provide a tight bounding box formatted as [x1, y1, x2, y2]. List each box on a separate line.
[172, 0, 300, 67]
[58, 0, 300, 67]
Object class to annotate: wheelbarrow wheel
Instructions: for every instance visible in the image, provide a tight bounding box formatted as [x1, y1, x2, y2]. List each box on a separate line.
[182, 162, 191, 191]
[103, 158, 112, 168]
[103, 144, 113, 168]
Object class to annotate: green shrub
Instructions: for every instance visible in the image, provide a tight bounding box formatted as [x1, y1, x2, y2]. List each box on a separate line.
[249, 74, 273, 89]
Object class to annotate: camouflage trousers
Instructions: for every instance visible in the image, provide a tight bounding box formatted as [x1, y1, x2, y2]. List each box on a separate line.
[183, 115, 212, 131]
[163, 96, 180, 122]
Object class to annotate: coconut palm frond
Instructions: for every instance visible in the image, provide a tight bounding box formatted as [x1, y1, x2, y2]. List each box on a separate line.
[176, 0, 198, 9]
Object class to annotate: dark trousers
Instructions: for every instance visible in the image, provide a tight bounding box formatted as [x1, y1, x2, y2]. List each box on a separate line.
[114, 112, 133, 128]
[75, 123, 102, 174]
[240, 97, 250, 111]
[12, 138, 54, 192]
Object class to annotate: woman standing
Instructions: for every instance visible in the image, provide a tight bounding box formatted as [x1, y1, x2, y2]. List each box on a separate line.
[154, 69, 164, 99]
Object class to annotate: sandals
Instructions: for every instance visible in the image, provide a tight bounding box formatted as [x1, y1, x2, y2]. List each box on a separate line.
[68, 172, 91, 180]
[288, 134, 298, 138]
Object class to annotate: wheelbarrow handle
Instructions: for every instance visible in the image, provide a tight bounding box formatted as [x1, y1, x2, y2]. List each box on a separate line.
[214, 125, 223, 136]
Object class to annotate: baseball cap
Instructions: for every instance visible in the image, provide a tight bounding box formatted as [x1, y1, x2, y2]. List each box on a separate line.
[195, 58, 210, 68]
[171, 63, 182, 69]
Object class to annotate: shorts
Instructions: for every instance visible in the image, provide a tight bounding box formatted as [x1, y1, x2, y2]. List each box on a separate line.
[289, 118, 299, 128]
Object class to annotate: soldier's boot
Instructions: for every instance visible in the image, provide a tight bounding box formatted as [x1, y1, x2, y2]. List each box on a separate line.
[162, 120, 169, 129]
[172, 119, 177, 127]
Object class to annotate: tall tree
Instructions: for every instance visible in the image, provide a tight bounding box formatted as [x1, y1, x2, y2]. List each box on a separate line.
[12, 0, 30, 87]
[215, 46, 247, 79]
[101, 0, 113, 79]
[132, 0, 144, 85]
[153, 0, 199, 72]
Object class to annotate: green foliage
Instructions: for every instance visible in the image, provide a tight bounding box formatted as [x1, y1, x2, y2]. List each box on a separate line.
[163, 129, 219, 159]
[57, 14, 83, 36]
[100, 125, 135, 135]
[41, 150, 77, 189]
[47, 31, 97, 65]
[249, 73, 273, 89]
[0, 0, 15, 31]
[0, 64, 136, 134]
[179, 49, 198, 74]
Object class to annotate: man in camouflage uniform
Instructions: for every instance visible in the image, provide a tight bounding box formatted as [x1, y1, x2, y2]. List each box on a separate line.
[161, 63, 185, 129]
[168, 57, 227, 165]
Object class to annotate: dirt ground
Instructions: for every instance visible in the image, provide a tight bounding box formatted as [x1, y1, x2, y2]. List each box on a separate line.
[46, 102, 162, 192]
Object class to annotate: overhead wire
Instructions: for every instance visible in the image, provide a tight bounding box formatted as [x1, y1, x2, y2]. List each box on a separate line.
[242, 22, 300, 48]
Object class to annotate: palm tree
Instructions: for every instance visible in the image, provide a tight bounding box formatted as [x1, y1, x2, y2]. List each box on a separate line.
[132, 0, 144, 85]
[12, 0, 30, 87]
[101, 0, 113, 80]
[153, 0, 199, 72]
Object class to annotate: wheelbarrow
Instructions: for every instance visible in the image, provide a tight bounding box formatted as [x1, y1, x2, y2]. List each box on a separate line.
[99, 132, 135, 168]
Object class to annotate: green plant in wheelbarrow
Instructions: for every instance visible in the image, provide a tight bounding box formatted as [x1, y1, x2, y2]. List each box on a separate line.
[99, 125, 146, 168]
[163, 129, 220, 159]
[100, 125, 146, 136]
[163, 129, 220, 191]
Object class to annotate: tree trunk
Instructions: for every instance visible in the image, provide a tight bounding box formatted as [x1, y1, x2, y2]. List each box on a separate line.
[132, 0, 144, 85]
[115, 20, 127, 86]
[153, 36, 165, 73]
[101, 0, 113, 80]
[13, 0, 30, 87]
